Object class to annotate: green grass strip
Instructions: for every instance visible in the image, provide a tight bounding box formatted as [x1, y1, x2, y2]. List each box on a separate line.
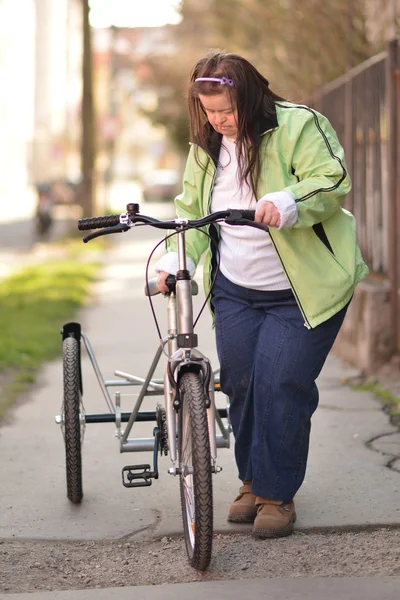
[0, 258, 100, 421]
[350, 380, 400, 429]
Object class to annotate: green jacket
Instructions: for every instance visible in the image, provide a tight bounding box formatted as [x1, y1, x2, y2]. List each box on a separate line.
[167, 101, 369, 328]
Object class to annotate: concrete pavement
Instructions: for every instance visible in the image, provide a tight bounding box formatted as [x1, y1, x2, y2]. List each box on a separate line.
[0, 225, 399, 540]
[0, 209, 399, 595]
[0, 212, 79, 282]
[1, 577, 399, 600]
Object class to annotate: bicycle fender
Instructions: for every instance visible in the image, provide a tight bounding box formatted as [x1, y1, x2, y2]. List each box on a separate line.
[176, 360, 212, 408]
[62, 321, 81, 341]
[61, 322, 83, 396]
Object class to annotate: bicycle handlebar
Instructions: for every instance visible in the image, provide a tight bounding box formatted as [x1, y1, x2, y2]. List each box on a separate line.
[78, 205, 268, 243]
[232, 210, 255, 221]
[78, 214, 121, 230]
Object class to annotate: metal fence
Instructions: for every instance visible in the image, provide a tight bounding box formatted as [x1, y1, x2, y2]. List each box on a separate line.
[313, 51, 389, 275]
[312, 40, 400, 353]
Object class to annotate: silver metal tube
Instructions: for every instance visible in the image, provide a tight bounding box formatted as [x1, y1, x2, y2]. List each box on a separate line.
[81, 332, 115, 413]
[121, 344, 164, 444]
[167, 294, 178, 356]
[176, 280, 194, 335]
[164, 367, 177, 461]
[120, 438, 155, 452]
[115, 391, 121, 438]
[216, 435, 230, 449]
[175, 230, 194, 335]
[106, 378, 164, 386]
[177, 230, 187, 271]
[104, 381, 163, 395]
[215, 407, 230, 441]
[120, 434, 228, 452]
[105, 380, 142, 387]
[207, 370, 217, 460]
[114, 371, 164, 391]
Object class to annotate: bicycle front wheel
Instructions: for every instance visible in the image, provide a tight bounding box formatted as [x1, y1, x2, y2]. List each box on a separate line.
[63, 336, 83, 503]
[178, 371, 213, 571]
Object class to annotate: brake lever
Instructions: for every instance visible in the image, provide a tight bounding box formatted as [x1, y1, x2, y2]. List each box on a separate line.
[83, 223, 130, 243]
[225, 210, 269, 232]
[166, 274, 177, 293]
[242, 220, 270, 232]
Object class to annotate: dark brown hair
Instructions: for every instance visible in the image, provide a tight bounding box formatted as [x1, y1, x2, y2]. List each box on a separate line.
[188, 49, 285, 196]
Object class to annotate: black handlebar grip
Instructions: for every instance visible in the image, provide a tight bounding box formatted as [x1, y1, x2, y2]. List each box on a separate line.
[78, 214, 120, 231]
[240, 210, 255, 221]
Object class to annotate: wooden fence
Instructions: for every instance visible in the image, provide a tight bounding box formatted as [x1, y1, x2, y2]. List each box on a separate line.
[312, 40, 400, 354]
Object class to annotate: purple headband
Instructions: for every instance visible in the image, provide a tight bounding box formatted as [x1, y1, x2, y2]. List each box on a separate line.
[195, 76, 235, 87]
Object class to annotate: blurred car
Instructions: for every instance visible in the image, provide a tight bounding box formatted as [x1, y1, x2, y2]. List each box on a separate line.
[142, 169, 181, 203]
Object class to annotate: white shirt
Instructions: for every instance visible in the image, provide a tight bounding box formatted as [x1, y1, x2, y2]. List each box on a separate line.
[210, 137, 292, 290]
[156, 136, 298, 290]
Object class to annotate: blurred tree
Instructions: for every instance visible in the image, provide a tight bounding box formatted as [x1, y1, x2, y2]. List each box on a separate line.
[81, 0, 96, 217]
[138, 54, 190, 155]
[203, 0, 371, 99]
[138, 0, 381, 150]
[134, 0, 216, 155]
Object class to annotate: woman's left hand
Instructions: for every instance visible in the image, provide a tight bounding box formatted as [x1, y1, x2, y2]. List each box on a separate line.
[255, 201, 281, 228]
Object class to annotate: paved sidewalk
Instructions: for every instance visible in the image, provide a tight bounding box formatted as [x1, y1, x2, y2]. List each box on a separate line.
[1, 576, 399, 600]
[0, 215, 78, 281]
[0, 220, 399, 597]
[0, 226, 399, 543]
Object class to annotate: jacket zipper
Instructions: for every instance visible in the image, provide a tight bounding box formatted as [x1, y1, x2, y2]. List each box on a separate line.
[198, 146, 312, 329]
[207, 166, 218, 293]
[268, 231, 311, 329]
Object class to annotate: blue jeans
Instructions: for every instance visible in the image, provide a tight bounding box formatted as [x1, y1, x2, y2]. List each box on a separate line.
[211, 271, 349, 502]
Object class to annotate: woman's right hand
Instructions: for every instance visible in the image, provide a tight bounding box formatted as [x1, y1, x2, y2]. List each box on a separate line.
[156, 271, 171, 294]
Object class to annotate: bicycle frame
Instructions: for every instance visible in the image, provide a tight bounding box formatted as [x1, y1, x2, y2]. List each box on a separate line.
[57, 204, 270, 569]
[59, 226, 230, 470]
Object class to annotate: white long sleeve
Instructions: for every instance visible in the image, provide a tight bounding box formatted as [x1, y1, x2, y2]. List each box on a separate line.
[257, 190, 298, 229]
[210, 137, 290, 291]
[155, 252, 197, 277]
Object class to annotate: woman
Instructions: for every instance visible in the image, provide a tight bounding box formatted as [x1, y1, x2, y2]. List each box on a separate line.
[156, 50, 368, 538]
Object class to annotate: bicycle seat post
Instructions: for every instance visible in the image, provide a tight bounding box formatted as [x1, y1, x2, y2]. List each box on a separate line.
[167, 294, 178, 356]
[175, 229, 197, 349]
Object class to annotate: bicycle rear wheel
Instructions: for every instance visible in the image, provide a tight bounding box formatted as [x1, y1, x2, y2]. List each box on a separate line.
[62, 336, 83, 503]
[178, 371, 213, 571]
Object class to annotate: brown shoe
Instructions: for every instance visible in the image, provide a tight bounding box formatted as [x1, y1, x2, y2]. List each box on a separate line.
[253, 497, 296, 538]
[227, 482, 258, 523]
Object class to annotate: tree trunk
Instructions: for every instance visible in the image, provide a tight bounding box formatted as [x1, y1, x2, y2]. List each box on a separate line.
[80, 0, 95, 218]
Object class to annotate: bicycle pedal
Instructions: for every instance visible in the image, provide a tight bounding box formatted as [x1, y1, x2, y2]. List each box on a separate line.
[122, 464, 155, 488]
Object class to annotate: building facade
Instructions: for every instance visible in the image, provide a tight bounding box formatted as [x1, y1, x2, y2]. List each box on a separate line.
[0, 0, 82, 222]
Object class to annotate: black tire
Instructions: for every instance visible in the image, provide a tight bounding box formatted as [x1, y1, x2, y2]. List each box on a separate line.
[178, 371, 213, 571]
[63, 336, 83, 503]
